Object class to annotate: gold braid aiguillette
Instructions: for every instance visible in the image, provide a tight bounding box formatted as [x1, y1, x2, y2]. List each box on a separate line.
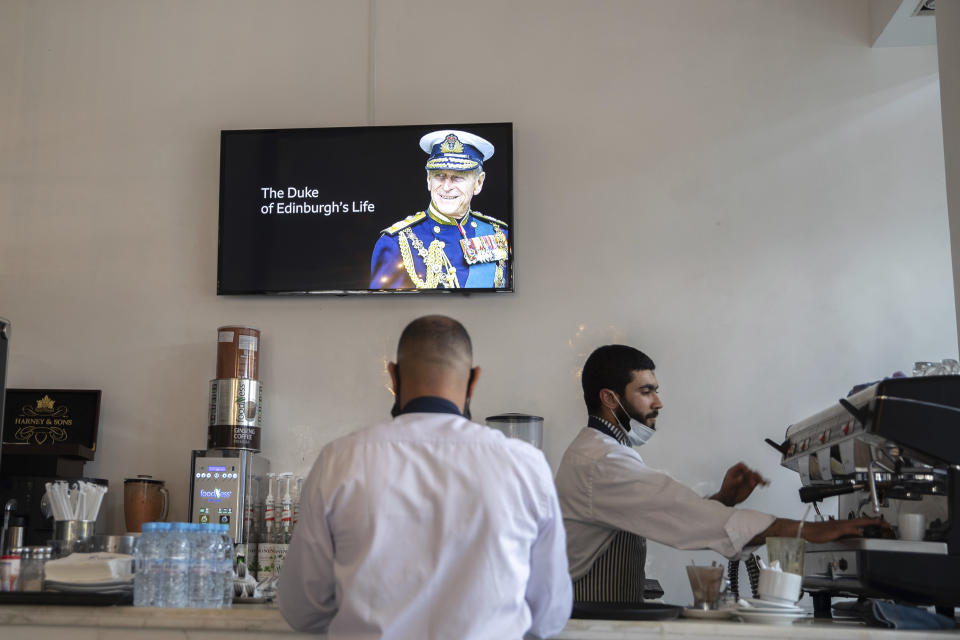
[493, 224, 507, 288]
[399, 229, 460, 288]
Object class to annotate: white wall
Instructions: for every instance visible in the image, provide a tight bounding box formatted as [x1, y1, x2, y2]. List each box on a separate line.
[1, 0, 955, 604]
[939, 0, 960, 346]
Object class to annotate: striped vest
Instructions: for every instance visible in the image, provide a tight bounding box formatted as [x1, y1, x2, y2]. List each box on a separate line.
[573, 529, 646, 603]
[574, 415, 648, 604]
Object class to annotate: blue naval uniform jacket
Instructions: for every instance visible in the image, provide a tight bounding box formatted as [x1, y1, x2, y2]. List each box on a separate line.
[370, 208, 510, 289]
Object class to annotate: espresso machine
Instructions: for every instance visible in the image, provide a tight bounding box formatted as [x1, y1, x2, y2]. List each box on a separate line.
[778, 376, 960, 616]
[188, 327, 269, 565]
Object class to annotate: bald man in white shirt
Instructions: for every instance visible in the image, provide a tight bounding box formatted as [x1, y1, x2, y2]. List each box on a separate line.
[279, 315, 572, 639]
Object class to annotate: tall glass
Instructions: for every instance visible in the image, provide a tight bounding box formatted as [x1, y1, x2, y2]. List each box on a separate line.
[766, 537, 805, 575]
[685, 565, 724, 609]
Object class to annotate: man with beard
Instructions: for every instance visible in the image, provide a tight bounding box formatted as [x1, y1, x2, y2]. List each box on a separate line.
[369, 129, 510, 289]
[555, 344, 886, 604]
[279, 315, 571, 639]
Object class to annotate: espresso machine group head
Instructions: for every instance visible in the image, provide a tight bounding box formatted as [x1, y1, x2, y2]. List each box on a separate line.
[779, 376, 960, 615]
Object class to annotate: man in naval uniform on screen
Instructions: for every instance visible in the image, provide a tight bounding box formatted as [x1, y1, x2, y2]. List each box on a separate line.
[370, 130, 510, 289]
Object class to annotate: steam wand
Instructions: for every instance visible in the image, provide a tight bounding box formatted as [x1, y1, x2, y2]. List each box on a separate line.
[867, 460, 883, 515]
[1, 498, 17, 555]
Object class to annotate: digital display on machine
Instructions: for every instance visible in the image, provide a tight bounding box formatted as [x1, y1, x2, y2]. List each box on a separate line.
[208, 465, 227, 472]
[218, 122, 515, 295]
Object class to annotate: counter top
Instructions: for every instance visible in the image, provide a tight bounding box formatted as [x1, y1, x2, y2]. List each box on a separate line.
[0, 603, 954, 639]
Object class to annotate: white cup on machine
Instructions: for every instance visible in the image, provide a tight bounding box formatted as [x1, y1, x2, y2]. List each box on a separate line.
[898, 513, 926, 541]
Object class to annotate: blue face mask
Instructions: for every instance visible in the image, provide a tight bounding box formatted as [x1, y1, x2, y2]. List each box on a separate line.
[614, 397, 656, 447]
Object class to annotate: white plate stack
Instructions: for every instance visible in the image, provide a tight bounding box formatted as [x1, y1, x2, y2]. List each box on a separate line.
[680, 606, 737, 620]
[735, 597, 806, 624]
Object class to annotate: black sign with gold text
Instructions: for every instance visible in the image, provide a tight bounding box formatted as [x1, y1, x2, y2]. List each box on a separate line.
[2, 389, 101, 459]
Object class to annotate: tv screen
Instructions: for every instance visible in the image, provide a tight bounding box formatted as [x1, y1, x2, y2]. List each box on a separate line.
[217, 122, 514, 295]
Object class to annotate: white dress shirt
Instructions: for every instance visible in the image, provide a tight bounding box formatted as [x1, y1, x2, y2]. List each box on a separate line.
[278, 405, 572, 640]
[555, 426, 775, 581]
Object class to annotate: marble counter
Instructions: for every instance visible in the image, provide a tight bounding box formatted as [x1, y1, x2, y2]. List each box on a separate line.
[0, 604, 954, 640]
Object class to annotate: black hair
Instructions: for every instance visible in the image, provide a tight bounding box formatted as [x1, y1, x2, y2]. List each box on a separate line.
[581, 345, 655, 414]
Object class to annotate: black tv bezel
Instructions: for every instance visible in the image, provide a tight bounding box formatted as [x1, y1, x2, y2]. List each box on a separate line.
[216, 122, 515, 296]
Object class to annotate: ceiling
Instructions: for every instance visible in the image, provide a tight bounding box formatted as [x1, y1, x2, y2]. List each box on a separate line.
[871, 0, 937, 47]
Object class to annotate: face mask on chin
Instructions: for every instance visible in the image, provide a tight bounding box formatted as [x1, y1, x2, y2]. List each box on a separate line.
[614, 397, 655, 447]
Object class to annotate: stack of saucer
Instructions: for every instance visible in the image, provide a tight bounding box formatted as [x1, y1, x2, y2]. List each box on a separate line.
[680, 605, 737, 620]
[735, 597, 806, 624]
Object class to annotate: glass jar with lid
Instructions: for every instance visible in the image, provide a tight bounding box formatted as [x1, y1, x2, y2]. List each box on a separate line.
[17, 546, 52, 591]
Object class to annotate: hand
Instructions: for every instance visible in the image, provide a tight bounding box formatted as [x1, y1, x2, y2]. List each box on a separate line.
[711, 462, 769, 507]
[800, 517, 892, 543]
[752, 516, 893, 546]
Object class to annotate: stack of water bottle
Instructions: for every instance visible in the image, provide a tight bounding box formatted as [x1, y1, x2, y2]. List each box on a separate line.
[134, 522, 234, 608]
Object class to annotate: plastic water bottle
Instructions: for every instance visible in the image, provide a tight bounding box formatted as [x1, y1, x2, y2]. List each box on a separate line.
[189, 524, 221, 608]
[161, 522, 190, 608]
[186, 523, 202, 607]
[147, 522, 174, 606]
[202, 524, 223, 608]
[217, 524, 234, 608]
[134, 522, 159, 606]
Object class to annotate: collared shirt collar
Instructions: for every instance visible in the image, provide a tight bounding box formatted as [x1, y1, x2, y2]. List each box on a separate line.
[427, 204, 471, 226]
[398, 396, 463, 416]
[587, 414, 629, 446]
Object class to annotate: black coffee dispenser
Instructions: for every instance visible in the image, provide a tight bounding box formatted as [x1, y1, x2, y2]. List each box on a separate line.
[0, 321, 108, 546]
[0, 317, 11, 552]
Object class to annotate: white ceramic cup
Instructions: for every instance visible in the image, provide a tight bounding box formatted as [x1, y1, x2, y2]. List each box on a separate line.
[757, 568, 802, 604]
[898, 513, 926, 541]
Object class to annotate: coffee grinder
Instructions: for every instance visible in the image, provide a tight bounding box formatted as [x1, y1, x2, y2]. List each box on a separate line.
[188, 326, 269, 566]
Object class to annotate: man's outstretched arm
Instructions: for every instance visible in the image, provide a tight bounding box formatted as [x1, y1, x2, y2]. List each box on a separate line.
[747, 516, 891, 547]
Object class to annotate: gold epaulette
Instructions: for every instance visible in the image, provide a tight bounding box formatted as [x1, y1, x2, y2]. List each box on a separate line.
[471, 211, 509, 228]
[381, 212, 427, 235]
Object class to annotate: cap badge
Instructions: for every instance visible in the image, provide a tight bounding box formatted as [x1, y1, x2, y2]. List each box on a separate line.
[440, 134, 464, 155]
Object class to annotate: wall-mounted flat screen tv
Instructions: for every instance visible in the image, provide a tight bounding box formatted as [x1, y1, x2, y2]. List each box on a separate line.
[218, 122, 514, 295]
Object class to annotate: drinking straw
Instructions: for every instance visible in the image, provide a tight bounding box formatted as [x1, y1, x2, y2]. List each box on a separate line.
[79, 481, 92, 519]
[58, 483, 71, 520]
[796, 504, 813, 538]
[689, 560, 704, 592]
[45, 483, 60, 519]
[87, 483, 107, 521]
[68, 482, 80, 520]
[76, 490, 86, 522]
[86, 482, 106, 520]
[45, 482, 72, 520]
